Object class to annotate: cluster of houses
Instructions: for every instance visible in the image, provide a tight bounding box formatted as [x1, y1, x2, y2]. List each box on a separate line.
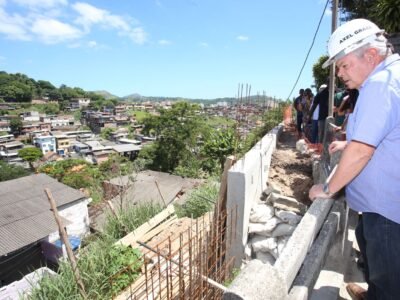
[0, 105, 154, 167]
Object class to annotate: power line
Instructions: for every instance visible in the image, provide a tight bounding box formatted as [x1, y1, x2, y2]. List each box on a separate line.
[286, 0, 330, 100]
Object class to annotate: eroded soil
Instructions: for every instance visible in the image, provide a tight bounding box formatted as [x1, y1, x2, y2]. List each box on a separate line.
[268, 126, 313, 206]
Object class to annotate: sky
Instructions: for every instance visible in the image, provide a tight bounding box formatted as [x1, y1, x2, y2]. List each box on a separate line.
[0, 0, 335, 100]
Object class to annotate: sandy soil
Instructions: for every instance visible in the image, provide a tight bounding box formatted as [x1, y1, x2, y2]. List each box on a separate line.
[268, 126, 313, 206]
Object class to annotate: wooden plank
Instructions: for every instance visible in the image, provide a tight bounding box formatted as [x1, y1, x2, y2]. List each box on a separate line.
[139, 216, 178, 244]
[115, 204, 176, 247]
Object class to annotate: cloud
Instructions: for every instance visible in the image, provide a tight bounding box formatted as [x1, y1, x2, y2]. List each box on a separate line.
[236, 35, 249, 41]
[12, 0, 68, 9]
[87, 40, 97, 47]
[0, 1, 148, 45]
[199, 42, 209, 47]
[72, 2, 147, 44]
[158, 39, 171, 45]
[0, 8, 31, 40]
[31, 18, 83, 43]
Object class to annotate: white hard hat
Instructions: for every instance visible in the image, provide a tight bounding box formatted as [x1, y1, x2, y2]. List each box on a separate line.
[322, 19, 384, 68]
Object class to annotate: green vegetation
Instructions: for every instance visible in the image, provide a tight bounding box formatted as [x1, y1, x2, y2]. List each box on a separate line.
[312, 55, 330, 90]
[18, 147, 43, 170]
[104, 203, 163, 240]
[38, 155, 139, 204]
[29, 237, 142, 299]
[139, 101, 287, 178]
[340, 0, 400, 33]
[9, 117, 22, 134]
[100, 127, 116, 140]
[206, 116, 235, 128]
[28, 201, 162, 299]
[128, 110, 150, 122]
[0, 161, 30, 182]
[175, 180, 219, 218]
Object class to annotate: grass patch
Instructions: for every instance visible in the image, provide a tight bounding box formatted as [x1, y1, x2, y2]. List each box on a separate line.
[103, 202, 163, 240]
[175, 180, 219, 218]
[128, 110, 150, 123]
[28, 203, 162, 299]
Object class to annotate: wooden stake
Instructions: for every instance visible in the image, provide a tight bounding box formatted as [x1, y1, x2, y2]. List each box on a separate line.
[45, 188, 88, 299]
[154, 180, 167, 207]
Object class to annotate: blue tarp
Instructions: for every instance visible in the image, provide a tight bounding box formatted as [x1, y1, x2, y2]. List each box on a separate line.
[54, 236, 81, 251]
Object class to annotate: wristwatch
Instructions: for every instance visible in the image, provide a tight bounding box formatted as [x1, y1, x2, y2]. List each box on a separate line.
[322, 183, 331, 195]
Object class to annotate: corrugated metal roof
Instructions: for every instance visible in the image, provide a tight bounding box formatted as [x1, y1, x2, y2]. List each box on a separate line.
[0, 174, 86, 256]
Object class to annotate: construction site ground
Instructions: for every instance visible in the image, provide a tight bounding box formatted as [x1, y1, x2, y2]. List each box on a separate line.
[269, 126, 367, 300]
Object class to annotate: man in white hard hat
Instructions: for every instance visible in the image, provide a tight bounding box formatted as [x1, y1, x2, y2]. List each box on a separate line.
[309, 19, 400, 300]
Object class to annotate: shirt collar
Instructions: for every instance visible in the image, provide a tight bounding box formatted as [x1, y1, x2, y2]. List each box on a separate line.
[360, 53, 400, 90]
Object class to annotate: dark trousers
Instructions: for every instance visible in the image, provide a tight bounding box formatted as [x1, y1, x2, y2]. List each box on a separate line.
[355, 212, 400, 300]
[311, 120, 318, 143]
[296, 113, 303, 133]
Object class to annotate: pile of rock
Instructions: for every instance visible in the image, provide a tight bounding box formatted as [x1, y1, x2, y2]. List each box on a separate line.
[245, 184, 308, 265]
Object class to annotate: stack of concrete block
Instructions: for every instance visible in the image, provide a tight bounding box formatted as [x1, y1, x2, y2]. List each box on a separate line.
[245, 183, 307, 265]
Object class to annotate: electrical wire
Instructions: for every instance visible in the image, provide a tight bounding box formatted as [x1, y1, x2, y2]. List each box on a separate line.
[286, 0, 330, 100]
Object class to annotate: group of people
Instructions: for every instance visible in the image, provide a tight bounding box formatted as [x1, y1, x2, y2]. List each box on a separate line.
[307, 19, 400, 300]
[293, 84, 329, 144]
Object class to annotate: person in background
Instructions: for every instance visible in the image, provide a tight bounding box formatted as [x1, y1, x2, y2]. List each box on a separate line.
[309, 19, 400, 300]
[293, 89, 304, 139]
[337, 89, 359, 131]
[309, 83, 329, 144]
[334, 88, 347, 126]
[302, 88, 314, 141]
[310, 85, 325, 143]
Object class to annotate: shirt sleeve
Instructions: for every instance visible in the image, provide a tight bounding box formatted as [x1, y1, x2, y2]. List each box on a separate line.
[350, 80, 400, 147]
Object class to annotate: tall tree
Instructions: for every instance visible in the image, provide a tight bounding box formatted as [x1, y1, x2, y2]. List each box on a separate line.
[10, 117, 23, 134]
[142, 102, 203, 173]
[18, 147, 43, 170]
[312, 55, 330, 90]
[340, 0, 400, 33]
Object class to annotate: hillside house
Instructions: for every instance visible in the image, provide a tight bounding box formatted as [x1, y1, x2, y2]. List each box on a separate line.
[34, 135, 56, 154]
[21, 122, 51, 136]
[0, 174, 90, 285]
[20, 111, 40, 122]
[52, 134, 70, 156]
[0, 141, 24, 163]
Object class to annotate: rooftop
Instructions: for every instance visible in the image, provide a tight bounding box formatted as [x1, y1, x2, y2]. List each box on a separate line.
[0, 174, 86, 256]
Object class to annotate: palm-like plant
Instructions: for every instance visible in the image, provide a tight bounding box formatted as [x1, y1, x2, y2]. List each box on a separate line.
[372, 0, 400, 33]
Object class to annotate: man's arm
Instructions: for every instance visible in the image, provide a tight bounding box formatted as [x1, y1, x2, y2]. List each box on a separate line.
[309, 140, 375, 200]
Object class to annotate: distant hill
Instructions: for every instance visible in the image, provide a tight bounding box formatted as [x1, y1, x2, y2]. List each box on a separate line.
[92, 90, 120, 100]
[121, 93, 143, 101]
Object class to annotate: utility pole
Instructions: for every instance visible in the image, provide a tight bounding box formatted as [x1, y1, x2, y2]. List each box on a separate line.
[328, 0, 338, 116]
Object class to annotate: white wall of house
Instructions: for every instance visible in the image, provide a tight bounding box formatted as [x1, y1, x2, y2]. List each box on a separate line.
[47, 199, 90, 242]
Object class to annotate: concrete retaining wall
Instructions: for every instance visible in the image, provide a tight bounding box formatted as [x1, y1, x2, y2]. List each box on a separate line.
[226, 124, 283, 267]
[224, 121, 344, 299]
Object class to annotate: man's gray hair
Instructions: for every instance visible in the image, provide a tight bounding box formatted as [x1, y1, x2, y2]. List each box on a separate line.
[354, 34, 393, 57]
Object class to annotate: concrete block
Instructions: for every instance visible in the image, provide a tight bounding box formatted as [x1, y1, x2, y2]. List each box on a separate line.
[223, 260, 288, 300]
[270, 193, 307, 215]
